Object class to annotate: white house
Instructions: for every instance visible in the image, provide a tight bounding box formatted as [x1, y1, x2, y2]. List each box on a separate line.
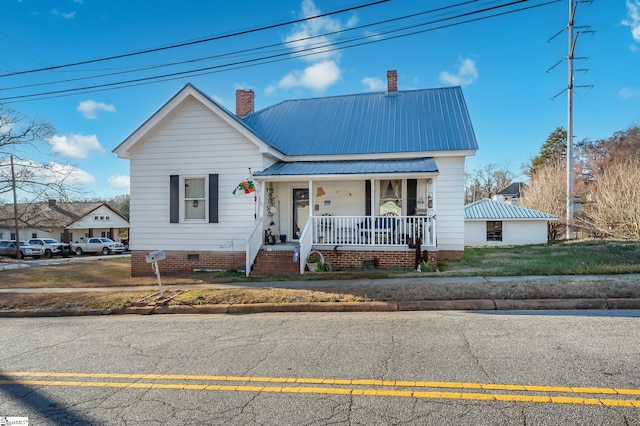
[0, 200, 129, 243]
[464, 198, 558, 246]
[492, 182, 525, 205]
[114, 71, 479, 276]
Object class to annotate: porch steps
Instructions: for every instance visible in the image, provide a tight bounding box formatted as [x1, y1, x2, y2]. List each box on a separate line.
[251, 247, 300, 276]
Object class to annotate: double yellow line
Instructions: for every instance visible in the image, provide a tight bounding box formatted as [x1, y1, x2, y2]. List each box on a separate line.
[2, 372, 639, 407]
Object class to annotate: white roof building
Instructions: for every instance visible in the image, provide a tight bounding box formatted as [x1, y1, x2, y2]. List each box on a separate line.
[464, 199, 558, 246]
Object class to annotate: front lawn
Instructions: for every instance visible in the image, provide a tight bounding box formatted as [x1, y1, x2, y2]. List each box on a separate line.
[448, 240, 640, 276]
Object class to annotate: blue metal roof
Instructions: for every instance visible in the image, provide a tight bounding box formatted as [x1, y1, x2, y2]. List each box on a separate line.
[255, 158, 438, 177]
[464, 199, 558, 220]
[243, 87, 478, 156]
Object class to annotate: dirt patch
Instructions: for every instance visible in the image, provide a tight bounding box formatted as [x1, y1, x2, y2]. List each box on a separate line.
[0, 257, 208, 289]
[2, 279, 639, 311]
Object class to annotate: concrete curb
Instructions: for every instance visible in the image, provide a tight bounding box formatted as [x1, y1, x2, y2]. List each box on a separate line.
[1, 298, 639, 318]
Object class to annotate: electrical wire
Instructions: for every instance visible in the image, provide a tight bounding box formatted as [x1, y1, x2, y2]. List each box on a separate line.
[2, 0, 482, 92]
[0, 0, 390, 78]
[1, 0, 561, 103]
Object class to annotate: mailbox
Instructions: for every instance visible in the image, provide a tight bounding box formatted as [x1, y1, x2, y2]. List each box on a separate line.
[145, 250, 166, 263]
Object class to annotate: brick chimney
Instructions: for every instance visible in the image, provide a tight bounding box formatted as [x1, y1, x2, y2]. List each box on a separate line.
[236, 89, 255, 118]
[387, 70, 397, 92]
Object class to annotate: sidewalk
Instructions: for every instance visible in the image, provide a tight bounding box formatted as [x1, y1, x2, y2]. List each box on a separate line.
[1, 274, 639, 317]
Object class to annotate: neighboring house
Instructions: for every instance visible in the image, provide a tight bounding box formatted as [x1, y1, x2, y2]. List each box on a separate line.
[464, 198, 558, 246]
[493, 182, 526, 205]
[114, 70, 479, 276]
[0, 199, 129, 244]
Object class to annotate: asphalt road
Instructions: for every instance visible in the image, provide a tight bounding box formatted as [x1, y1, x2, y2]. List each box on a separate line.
[0, 253, 131, 271]
[1, 311, 639, 425]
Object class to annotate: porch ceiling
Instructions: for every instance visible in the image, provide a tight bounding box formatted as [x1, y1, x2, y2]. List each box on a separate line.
[254, 157, 438, 178]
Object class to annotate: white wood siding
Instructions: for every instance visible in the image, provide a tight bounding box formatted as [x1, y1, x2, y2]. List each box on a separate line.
[66, 205, 129, 230]
[465, 220, 549, 246]
[129, 98, 275, 252]
[0, 228, 63, 241]
[433, 157, 466, 251]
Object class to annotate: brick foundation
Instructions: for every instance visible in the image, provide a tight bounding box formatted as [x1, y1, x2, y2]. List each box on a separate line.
[315, 248, 439, 271]
[131, 247, 457, 277]
[131, 250, 245, 277]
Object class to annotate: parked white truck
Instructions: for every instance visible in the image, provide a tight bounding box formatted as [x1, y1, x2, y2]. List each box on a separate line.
[28, 238, 72, 258]
[71, 237, 125, 256]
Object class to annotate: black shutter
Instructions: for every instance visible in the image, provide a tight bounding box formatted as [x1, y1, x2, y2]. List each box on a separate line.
[407, 179, 417, 216]
[365, 180, 371, 216]
[208, 174, 219, 223]
[170, 175, 179, 223]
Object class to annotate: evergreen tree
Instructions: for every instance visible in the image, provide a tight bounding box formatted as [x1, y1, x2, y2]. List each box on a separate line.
[527, 127, 567, 176]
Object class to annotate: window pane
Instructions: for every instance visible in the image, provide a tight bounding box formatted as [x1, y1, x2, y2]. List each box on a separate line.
[185, 178, 205, 198]
[185, 200, 205, 219]
[486, 221, 502, 241]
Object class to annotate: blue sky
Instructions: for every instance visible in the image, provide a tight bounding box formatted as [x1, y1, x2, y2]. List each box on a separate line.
[1, 0, 639, 201]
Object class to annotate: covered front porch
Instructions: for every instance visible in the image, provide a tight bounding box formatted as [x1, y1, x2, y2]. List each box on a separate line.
[245, 158, 439, 276]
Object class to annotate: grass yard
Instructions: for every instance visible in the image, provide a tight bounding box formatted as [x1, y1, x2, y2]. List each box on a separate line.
[445, 239, 640, 276]
[1, 239, 639, 310]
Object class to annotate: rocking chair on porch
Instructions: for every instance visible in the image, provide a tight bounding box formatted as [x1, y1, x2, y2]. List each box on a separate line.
[358, 216, 398, 244]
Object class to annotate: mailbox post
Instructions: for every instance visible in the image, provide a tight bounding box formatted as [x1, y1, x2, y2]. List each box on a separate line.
[145, 250, 166, 297]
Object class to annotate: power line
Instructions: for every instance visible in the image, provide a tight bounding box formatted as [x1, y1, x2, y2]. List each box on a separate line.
[1, 0, 482, 92]
[1, 0, 560, 103]
[0, 0, 390, 78]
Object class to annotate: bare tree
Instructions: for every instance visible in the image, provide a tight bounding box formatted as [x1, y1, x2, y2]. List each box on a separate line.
[0, 105, 84, 256]
[0, 105, 55, 156]
[0, 105, 60, 199]
[520, 162, 566, 240]
[578, 158, 640, 239]
[465, 163, 515, 204]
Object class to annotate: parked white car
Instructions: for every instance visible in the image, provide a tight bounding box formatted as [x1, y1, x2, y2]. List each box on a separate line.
[28, 238, 72, 258]
[0, 240, 44, 259]
[71, 238, 125, 256]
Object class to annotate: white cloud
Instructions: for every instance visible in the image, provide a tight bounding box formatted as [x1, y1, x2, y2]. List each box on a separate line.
[439, 58, 479, 86]
[77, 100, 116, 119]
[619, 86, 640, 98]
[47, 134, 103, 159]
[364, 30, 383, 41]
[269, 0, 358, 94]
[276, 61, 340, 92]
[46, 162, 95, 185]
[622, 1, 640, 44]
[52, 8, 76, 19]
[0, 158, 95, 186]
[361, 77, 385, 91]
[108, 174, 130, 189]
[284, 0, 347, 62]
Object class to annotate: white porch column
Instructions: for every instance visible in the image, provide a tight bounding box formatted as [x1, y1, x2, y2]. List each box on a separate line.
[429, 179, 435, 209]
[257, 181, 266, 221]
[429, 178, 436, 247]
[308, 180, 314, 217]
[370, 179, 376, 216]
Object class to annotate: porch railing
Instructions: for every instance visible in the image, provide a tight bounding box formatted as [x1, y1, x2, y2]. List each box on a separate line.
[298, 217, 314, 274]
[311, 215, 435, 247]
[245, 217, 264, 277]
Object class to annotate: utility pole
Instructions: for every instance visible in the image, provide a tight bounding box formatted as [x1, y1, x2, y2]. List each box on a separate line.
[549, 0, 594, 240]
[11, 155, 20, 258]
[566, 0, 575, 240]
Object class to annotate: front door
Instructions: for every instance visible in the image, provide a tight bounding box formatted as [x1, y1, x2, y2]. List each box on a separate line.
[292, 188, 309, 240]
